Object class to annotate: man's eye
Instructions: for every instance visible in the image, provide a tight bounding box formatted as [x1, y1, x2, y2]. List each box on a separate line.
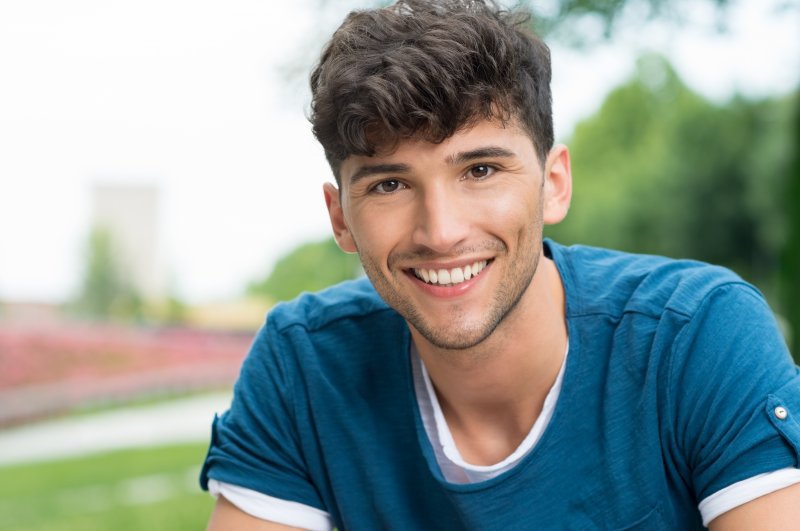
[468, 165, 495, 180]
[371, 180, 405, 194]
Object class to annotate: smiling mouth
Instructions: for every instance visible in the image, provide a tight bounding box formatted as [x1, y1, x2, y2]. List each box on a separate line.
[411, 260, 490, 287]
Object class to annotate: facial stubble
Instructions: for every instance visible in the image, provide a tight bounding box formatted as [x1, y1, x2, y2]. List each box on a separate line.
[354, 195, 545, 352]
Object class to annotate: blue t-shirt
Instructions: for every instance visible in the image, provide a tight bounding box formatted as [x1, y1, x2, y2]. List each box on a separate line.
[201, 240, 800, 529]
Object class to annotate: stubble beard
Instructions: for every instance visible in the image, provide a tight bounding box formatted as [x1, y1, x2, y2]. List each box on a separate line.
[356, 230, 542, 352]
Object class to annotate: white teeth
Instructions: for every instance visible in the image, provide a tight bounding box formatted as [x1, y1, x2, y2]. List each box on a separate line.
[413, 260, 488, 286]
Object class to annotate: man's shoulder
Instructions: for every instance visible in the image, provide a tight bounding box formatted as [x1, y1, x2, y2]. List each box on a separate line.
[266, 276, 397, 334]
[547, 240, 757, 319]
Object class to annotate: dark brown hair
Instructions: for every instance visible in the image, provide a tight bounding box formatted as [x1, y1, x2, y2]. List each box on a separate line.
[310, 0, 553, 182]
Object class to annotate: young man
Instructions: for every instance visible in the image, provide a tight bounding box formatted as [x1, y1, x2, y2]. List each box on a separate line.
[201, 1, 800, 528]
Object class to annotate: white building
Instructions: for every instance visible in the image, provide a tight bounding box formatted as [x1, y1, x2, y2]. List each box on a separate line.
[91, 183, 164, 300]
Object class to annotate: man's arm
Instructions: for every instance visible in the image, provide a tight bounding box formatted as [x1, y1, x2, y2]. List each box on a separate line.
[207, 495, 308, 531]
[708, 483, 800, 530]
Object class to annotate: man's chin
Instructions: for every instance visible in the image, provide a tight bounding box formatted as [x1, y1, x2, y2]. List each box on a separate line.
[410, 320, 496, 352]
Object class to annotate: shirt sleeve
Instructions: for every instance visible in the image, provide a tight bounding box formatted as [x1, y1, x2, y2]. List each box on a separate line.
[199, 314, 327, 512]
[668, 282, 800, 503]
[208, 479, 333, 531]
[699, 467, 800, 526]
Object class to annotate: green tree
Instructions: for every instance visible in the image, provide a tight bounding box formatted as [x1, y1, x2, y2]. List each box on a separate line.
[72, 227, 143, 321]
[249, 237, 362, 302]
[545, 55, 796, 356]
[313, 0, 734, 41]
[781, 103, 800, 359]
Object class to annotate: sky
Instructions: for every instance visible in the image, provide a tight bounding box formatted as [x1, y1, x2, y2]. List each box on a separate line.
[0, 0, 797, 304]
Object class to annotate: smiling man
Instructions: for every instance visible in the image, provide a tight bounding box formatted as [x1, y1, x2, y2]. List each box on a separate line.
[200, 1, 800, 529]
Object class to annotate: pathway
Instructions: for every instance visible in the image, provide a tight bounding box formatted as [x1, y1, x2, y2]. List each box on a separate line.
[0, 392, 232, 466]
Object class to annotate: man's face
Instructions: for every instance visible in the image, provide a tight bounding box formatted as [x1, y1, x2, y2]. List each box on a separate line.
[325, 119, 570, 351]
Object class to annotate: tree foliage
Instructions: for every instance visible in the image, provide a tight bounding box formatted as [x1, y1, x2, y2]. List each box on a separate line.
[312, 0, 734, 45]
[248, 238, 362, 302]
[545, 55, 797, 357]
[533, 0, 732, 40]
[72, 227, 144, 321]
[781, 103, 800, 357]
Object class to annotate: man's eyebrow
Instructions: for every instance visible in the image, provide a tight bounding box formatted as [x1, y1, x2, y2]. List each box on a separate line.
[446, 147, 516, 165]
[349, 163, 411, 185]
[347, 146, 514, 184]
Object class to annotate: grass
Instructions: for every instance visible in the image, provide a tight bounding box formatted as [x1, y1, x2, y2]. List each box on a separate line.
[0, 443, 215, 531]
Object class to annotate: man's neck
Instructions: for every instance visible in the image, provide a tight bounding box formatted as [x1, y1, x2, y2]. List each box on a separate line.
[411, 255, 568, 466]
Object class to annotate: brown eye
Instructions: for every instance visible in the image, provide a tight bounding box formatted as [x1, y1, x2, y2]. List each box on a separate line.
[372, 180, 405, 194]
[469, 165, 494, 179]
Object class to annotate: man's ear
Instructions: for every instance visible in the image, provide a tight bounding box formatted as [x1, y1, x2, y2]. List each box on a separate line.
[542, 144, 573, 225]
[323, 182, 358, 253]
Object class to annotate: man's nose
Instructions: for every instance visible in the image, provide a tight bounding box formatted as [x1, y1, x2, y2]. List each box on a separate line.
[411, 183, 470, 254]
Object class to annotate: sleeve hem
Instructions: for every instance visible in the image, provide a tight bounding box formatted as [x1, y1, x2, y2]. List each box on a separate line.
[209, 479, 334, 531]
[698, 467, 800, 526]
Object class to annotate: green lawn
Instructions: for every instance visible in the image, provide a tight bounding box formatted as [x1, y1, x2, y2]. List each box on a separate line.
[0, 443, 215, 531]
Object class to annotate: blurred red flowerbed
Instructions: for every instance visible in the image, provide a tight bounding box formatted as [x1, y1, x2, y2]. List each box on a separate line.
[0, 322, 253, 427]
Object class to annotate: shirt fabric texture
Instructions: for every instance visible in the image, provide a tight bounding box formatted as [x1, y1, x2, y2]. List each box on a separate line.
[200, 240, 800, 530]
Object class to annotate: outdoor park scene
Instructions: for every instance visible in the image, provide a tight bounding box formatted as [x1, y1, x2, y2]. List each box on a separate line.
[0, 0, 797, 529]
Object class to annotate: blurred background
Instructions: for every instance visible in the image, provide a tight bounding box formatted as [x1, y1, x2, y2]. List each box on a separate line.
[0, 0, 797, 528]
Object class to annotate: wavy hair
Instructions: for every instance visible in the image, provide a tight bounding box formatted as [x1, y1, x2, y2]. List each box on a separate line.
[310, 0, 553, 181]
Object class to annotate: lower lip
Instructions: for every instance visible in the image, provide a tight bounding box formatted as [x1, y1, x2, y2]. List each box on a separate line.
[406, 262, 492, 298]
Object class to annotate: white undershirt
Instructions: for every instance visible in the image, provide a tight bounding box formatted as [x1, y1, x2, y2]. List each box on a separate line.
[211, 344, 800, 527]
[410, 342, 567, 483]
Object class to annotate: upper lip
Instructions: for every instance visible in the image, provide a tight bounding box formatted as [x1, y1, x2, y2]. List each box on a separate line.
[405, 258, 493, 271]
